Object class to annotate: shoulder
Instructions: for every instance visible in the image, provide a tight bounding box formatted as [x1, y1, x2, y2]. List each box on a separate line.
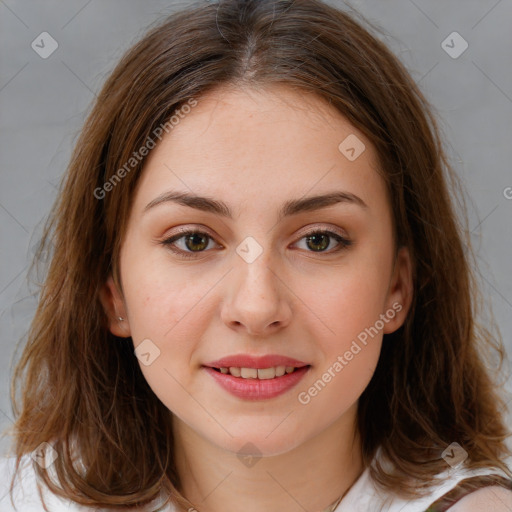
[0, 455, 90, 511]
[336, 449, 512, 512]
[448, 485, 512, 511]
[0, 455, 178, 512]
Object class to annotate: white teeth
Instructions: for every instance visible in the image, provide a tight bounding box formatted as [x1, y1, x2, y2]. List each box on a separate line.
[217, 366, 300, 379]
[275, 365, 286, 377]
[257, 367, 275, 380]
[240, 367, 258, 379]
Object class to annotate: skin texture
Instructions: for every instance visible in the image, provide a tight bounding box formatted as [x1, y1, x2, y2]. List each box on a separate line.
[100, 84, 413, 512]
[449, 486, 512, 511]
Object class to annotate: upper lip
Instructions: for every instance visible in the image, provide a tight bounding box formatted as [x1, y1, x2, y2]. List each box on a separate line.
[204, 354, 309, 369]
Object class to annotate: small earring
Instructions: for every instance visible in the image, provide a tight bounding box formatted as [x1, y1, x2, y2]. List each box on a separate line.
[118, 316, 125, 322]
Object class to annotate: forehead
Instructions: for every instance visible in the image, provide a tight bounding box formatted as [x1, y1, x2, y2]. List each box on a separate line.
[153, 83, 374, 164]
[135, 84, 386, 217]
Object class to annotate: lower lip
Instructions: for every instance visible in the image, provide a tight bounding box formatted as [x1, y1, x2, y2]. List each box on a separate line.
[203, 366, 310, 400]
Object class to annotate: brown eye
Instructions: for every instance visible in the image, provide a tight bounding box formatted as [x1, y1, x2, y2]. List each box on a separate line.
[161, 230, 219, 258]
[305, 233, 330, 252]
[295, 230, 352, 253]
[182, 232, 209, 252]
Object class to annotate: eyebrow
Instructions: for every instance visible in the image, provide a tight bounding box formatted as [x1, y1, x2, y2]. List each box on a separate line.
[144, 190, 368, 220]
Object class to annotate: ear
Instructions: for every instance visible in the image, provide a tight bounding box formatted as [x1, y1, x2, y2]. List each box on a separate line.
[99, 275, 131, 338]
[383, 246, 413, 334]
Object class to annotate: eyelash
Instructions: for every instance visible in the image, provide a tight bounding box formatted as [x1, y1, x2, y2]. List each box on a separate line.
[160, 228, 352, 259]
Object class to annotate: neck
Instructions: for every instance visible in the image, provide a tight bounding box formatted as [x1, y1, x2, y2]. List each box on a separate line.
[172, 405, 363, 512]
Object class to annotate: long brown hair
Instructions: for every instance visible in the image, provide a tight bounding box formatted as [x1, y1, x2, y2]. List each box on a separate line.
[7, 0, 511, 509]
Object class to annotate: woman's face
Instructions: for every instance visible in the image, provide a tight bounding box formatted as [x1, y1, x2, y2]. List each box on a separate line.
[102, 84, 412, 456]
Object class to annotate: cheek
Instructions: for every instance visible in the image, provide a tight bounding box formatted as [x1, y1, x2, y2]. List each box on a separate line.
[121, 244, 215, 342]
[297, 248, 391, 403]
[307, 256, 392, 346]
[120, 247, 224, 391]
[121, 263, 209, 414]
[297, 269, 386, 415]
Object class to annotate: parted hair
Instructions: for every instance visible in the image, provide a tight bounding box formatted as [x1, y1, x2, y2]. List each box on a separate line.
[7, 0, 511, 510]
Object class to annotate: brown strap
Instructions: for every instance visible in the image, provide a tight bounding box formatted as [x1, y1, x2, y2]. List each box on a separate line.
[424, 474, 512, 511]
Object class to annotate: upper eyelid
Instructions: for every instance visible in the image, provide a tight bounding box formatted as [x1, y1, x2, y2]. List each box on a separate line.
[295, 224, 349, 239]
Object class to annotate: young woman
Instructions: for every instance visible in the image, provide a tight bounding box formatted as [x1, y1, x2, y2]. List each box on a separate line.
[2, 0, 511, 511]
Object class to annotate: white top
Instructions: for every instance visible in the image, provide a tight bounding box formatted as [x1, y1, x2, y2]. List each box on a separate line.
[336, 453, 512, 511]
[1, 451, 511, 511]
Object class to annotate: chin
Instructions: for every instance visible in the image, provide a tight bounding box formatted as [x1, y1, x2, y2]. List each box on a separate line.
[205, 420, 312, 458]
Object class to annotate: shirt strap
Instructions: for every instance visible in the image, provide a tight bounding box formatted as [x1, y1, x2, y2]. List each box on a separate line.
[423, 474, 512, 511]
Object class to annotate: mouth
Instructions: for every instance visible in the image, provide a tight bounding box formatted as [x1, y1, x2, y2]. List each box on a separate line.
[203, 363, 311, 400]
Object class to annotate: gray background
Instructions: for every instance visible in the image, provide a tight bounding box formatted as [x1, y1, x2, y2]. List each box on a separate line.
[1, 0, 511, 457]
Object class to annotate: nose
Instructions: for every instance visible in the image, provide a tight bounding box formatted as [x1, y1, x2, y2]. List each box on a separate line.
[220, 251, 292, 336]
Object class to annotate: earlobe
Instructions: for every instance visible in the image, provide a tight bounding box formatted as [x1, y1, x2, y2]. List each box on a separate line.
[99, 275, 131, 338]
[383, 246, 414, 334]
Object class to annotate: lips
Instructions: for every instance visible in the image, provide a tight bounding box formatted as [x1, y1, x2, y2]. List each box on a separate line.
[203, 354, 311, 400]
[203, 366, 310, 400]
